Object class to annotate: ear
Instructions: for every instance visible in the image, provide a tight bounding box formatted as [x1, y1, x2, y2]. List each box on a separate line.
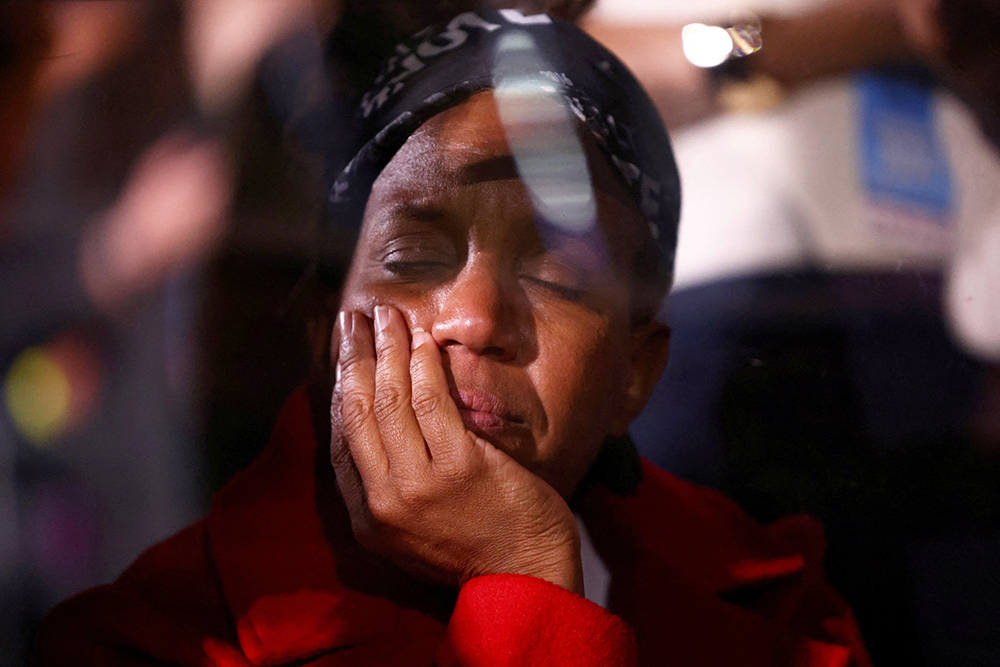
[611, 319, 671, 435]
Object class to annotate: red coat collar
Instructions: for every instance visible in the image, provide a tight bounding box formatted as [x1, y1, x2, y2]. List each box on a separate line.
[206, 388, 410, 665]
[205, 388, 818, 665]
[580, 461, 816, 597]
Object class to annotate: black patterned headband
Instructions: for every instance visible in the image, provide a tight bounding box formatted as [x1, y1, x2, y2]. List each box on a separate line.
[326, 8, 681, 284]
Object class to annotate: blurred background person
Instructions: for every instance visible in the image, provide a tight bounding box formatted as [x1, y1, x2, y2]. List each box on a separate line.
[1, 5, 213, 663]
[584, 1, 1000, 665]
[0, 2, 335, 664]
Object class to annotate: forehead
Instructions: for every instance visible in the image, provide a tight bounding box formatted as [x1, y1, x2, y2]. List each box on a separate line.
[369, 93, 520, 201]
[372, 91, 638, 197]
[365, 91, 641, 229]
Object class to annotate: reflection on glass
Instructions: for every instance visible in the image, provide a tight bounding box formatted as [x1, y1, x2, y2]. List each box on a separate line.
[493, 30, 598, 237]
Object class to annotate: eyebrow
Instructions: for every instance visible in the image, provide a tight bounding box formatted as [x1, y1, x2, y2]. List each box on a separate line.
[457, 151, 634, 209]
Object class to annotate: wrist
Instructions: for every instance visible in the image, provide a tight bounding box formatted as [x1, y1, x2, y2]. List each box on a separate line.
[523, 545, 585, 596]
[466, 523, 585, 596]
[507, 527, 585, 596]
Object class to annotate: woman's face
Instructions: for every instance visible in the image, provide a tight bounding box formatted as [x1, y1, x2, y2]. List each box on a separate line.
[338, 91, 669, 499]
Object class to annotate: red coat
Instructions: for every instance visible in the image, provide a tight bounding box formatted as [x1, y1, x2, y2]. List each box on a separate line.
[35, 389, 870, 667]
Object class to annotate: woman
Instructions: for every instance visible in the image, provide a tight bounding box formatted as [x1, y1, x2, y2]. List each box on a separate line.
[36, 9, 868, 666]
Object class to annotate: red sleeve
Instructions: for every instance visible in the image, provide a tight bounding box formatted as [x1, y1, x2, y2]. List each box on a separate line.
[438, 574, 637, 667]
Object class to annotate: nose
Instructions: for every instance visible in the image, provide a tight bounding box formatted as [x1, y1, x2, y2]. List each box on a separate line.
[431, 262, 523, 361]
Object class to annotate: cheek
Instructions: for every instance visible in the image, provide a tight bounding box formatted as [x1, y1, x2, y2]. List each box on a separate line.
[529, 316, 631, 492]
[339, 275, 440, 332]
[535, 310, 631, 420]
[383, 295, 440, 333]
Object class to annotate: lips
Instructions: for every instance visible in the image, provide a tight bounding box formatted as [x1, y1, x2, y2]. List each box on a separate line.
[451, 389, 526, 434]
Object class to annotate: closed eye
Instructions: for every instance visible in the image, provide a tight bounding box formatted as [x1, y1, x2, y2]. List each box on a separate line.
[378, 233, 459, 282]
[519, 252, 593, 302]
[383, 259, 452, 279]
[521, 275, 587, 302]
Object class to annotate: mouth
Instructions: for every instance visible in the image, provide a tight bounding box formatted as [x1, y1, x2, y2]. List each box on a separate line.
[451, 389, 527, 435]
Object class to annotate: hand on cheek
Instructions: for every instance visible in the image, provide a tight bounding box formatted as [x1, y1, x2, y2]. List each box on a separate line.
[331, 306, 584, 595]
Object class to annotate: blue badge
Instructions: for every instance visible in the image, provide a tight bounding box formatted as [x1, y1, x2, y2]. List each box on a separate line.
[856, 71, 953, 225]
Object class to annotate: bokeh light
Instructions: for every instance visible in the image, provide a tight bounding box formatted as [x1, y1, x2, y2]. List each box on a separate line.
[727, 23, 763, 58]
[681, 23, 734, 68]
[4, 333, 104, 446]
[4, 347, 72, 445]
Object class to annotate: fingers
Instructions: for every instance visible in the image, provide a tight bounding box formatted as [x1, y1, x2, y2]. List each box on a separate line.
[409, 327, 477, 466]
[336, 310, 389, 484]
[330, 351, 366, 515]
[335, 304, 473, 484]
[372, 306, 430, 469]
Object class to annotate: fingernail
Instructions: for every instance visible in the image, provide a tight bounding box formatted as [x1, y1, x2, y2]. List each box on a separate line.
[338, 311, 352, 354]
[411, 327, 426, 351]
[374, 305, 389, 335]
